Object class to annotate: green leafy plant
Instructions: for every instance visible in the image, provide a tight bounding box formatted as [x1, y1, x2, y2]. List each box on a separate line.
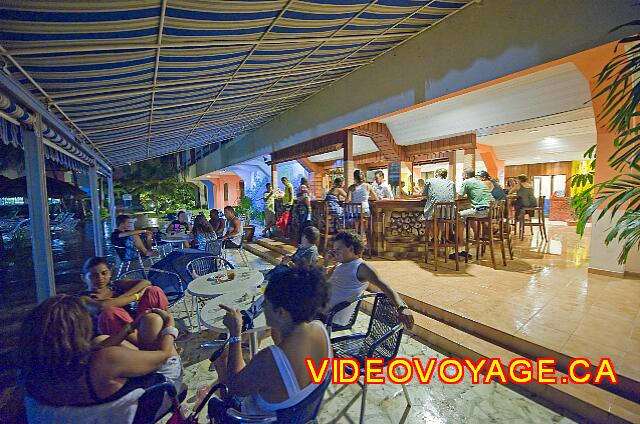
[571, 21, 640, 264]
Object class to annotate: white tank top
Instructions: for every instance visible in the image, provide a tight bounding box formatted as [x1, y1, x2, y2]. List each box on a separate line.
[327, 258, 367, 326]
[351, 184, 370, 214]
[225, 218, 244, 245]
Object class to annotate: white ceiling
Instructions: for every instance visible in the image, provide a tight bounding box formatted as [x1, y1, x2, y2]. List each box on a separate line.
[378, 62, 596, 165]
[308, 135, 377, 163]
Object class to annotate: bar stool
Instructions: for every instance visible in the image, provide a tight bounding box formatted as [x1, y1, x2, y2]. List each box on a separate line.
[425, 202, 461, 271]
[320, 201, 343, 252]
[519, 196, 547, 241]
[465, 201, 507, 269]
[343, 202, 372, 258]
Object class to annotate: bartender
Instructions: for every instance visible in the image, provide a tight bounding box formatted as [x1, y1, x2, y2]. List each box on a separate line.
[372, 170, 394, 200]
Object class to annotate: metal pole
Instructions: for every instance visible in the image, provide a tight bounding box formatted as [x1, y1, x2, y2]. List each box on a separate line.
[107, 175, 117, 232]
[89, 166, 104, 256]
[23, 114, 56, 302]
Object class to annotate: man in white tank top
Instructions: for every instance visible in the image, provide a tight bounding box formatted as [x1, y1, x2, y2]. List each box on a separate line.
[325, 232, 414, 329]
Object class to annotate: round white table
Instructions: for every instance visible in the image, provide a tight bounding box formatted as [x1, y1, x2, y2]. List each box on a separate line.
[187, 269, 264, 333]
[199, 291, 268, 357]
[162, 233, 192, 250]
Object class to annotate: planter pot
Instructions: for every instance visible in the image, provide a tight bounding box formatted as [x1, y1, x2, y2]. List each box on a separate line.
[243, 225, 256, 242]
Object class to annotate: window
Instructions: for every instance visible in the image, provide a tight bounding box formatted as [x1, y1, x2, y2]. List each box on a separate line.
[223, 183, 229, 201]
[239, 180, 245, 199]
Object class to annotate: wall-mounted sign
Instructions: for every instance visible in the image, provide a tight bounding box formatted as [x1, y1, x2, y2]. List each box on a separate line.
[387, 162, 401, 186]
[122, 194, 132, 201]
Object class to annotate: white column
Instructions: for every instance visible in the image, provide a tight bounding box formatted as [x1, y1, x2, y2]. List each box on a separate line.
[89, 166, 104, 256]
[107, 175, 116, 232]
[23, 114, 55, 302]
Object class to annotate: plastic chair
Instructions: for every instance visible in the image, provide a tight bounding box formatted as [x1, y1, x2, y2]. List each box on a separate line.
[24, 375, 181, 424]
[330, 293, 409, 424]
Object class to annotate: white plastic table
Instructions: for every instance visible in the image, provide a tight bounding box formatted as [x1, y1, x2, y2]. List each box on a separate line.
[199, 290, 268, 357]
[187, 269, 264, 333]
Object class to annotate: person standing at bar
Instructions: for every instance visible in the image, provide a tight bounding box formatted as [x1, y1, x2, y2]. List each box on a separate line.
[372, 170, 394, 200]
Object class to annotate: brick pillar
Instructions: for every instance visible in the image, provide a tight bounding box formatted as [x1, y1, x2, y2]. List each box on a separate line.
[463, 148, 476, 172]
[344, 129, 354, 187]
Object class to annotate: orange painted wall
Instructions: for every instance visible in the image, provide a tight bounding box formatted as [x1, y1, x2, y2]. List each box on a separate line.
[205, 174, 242, 209]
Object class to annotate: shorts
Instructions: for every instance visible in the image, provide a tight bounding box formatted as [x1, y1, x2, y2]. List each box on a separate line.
[459, 207, 489, 219]
[264, 209, 276, 223]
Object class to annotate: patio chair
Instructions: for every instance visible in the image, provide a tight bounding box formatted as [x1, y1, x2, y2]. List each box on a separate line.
[186, 255, 234, 333]
[24, 374, 182, 424]
[330, 293, 410, 424]
[205, 239, 223, 256]
[185, 366, 332, 424]
[222, 237, 250, 268]
[147, 268, 193, 328]
[324, 298, 363, 336]
[118, 268, 148, 281]
[113, 245, 145, 278]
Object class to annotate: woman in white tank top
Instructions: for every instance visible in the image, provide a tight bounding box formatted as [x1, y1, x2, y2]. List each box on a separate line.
[346, 170, 378, 215]
[209, 267, 332, 419]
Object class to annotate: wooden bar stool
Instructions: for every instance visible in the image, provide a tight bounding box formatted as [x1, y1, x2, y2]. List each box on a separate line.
[343, 202, 372, 258]
[319, 201, 343, 252]
[519, 196, 547, 242]
[464, 201, 507, 269]
[424, 202, 461, 271]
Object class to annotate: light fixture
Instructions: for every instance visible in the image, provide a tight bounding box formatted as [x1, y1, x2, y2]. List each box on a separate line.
[528, 129, 539, 133]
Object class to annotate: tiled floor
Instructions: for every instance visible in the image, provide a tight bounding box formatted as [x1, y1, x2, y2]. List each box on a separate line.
[171, 274, 573, 423]
[365, 225, 640, 382]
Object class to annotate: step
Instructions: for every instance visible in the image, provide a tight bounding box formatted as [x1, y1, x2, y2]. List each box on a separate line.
[244, 240, 640, 422]
[359, 300, 640, 424]
[254, 237, 298, 256]
[244, 242, 283, 266]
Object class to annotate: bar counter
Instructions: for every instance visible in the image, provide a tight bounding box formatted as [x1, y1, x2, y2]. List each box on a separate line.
[370, 199, 427, 259]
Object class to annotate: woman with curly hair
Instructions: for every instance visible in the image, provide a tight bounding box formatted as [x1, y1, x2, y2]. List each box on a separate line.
[21, 295, 182, 410]
[208, 266, 331, 420]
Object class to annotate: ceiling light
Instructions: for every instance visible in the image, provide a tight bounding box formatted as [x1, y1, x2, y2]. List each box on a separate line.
[543, 137, 558, 143]
[528, 130, 539, 133]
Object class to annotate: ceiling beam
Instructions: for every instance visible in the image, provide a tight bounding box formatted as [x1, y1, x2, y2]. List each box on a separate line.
[2, 32, 416, 56]
[353, 122, 402, 162]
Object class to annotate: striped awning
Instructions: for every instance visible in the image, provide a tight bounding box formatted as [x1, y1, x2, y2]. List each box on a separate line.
[0, 0, 472, 166]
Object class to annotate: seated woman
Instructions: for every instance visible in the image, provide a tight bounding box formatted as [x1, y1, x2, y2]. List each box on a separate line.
[509, 174, 537, 218]
[325, 177, 347, 230]
[192, 214, 217, 251]
[21, 295, 182, 409]
[80, 256, 170, 340]
[209, 266, 331, 420]
[264, 226, 320, 282]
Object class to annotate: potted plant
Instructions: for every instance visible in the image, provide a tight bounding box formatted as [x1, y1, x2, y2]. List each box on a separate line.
[235, 196, 257, 242]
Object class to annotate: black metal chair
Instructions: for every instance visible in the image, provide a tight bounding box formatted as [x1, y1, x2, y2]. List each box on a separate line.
[113, 245, 145, 278]
[189, 367, 332, 423]
[325, 298, 363, 336]
[205, 238, 223, 256]
[147, 268, 193, 328]
[118, 268, 148, 281]
[186, 255, 234, 332]
[330, 293, 410, 424]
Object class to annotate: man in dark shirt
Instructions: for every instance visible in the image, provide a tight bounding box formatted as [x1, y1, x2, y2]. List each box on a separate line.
[111, 214, 158, 257]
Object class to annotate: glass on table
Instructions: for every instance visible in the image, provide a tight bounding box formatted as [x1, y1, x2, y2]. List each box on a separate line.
[226, 268, 236, 281]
